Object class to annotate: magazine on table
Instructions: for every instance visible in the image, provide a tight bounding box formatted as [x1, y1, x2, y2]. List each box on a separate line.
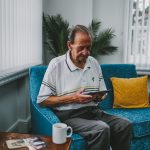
[6, 137, 47, 150]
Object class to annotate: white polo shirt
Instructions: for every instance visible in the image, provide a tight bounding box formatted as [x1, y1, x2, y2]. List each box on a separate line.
[37, 51, 106, 110]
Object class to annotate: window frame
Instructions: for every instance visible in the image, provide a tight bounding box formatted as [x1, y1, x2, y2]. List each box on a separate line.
[123, 0, 150, 72]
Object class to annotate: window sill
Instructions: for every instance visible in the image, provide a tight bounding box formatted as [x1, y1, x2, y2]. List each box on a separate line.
[137, 69, 150, 76]
[0, 69, 28, 86]
[0, 64, 41, 86]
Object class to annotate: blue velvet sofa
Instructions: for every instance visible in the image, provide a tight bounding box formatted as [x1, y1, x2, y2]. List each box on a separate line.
[29, 64, 150, 150]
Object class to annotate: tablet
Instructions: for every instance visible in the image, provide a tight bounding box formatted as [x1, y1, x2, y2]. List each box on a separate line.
[82, 89, 111, 95]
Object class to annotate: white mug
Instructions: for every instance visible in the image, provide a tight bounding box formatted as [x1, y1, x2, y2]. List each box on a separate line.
[52, 123, 73, 144]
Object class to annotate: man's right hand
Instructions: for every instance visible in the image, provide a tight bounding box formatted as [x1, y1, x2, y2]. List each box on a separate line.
[71, 89, 93, 104]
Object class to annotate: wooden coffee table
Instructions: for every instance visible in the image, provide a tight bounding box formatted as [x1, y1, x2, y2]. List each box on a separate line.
[0, 132, 71, 150]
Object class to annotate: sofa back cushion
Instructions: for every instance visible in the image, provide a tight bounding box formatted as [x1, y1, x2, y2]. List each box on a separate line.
[100, 64, 137, 110]
[29, 66, 47, 102]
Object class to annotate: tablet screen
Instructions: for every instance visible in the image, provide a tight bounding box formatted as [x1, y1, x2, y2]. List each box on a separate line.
[82, 89, 111, 95]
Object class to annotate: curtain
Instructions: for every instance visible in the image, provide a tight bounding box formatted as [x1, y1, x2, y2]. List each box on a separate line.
[125, 0, 150, 69]
[0, 0, 42, 76]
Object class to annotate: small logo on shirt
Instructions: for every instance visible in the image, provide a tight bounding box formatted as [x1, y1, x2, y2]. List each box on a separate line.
[92, 77, 95, 82]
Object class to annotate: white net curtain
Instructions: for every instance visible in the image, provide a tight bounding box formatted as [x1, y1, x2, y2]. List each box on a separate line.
[126, 0, 150, 69]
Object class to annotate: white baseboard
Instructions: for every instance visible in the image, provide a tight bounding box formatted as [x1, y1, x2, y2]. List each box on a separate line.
[7, 116, 31, 133]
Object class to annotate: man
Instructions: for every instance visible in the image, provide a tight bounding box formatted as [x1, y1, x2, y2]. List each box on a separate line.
[37, 25, 132, 150]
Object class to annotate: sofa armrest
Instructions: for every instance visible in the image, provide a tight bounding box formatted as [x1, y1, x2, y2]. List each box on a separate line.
[148, 90, 150, 103]
[31, 102, 60, 136]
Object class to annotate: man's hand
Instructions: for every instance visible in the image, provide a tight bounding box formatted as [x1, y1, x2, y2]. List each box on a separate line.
[92, 93, 108, 102]
[71, 89, 93, 104]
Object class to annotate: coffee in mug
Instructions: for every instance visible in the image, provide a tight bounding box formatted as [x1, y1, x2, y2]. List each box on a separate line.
[52, 123, 73, 144]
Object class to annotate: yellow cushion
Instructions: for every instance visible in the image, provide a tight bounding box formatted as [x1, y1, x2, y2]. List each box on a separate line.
[110, 76, 150, 108]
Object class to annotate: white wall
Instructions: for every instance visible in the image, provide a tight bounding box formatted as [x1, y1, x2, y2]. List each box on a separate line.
[93, 0, 125, 64]
[43, 0, 125, 64]
[43, 0, 93, 26]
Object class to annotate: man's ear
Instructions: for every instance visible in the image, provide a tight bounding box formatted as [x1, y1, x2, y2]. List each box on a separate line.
[67, 41, 72, 50]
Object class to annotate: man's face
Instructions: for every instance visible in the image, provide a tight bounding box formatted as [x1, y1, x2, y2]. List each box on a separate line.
[68, 32, 92, 66]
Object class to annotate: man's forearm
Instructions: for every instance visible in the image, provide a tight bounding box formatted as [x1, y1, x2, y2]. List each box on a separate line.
[40, 95, 75, 107]
[39, 90, 94, 107]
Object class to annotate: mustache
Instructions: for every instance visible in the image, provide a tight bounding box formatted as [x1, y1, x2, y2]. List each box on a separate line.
[78, 56, 88, 62]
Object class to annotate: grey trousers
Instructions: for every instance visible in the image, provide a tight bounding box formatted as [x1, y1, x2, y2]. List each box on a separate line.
[54, 106, 132, 150]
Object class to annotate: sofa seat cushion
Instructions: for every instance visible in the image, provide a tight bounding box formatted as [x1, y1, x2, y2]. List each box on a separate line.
[104, 108, 150, 138]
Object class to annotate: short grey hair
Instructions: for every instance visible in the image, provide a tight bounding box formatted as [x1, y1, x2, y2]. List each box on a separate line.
[68, 25, 92, 43]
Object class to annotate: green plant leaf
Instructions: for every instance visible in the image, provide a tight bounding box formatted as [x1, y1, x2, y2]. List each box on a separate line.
[89, 19, 101, 38]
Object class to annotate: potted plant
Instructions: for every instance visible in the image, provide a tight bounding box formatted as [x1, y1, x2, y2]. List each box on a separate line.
[43, 14, 118, 63]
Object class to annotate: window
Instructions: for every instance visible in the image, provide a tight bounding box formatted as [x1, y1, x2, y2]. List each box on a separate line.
[0, 0, 42, 82]
[124, 0, 150, 70]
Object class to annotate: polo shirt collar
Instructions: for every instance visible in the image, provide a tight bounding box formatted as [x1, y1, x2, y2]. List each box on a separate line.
[66, 51, 91, 72]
